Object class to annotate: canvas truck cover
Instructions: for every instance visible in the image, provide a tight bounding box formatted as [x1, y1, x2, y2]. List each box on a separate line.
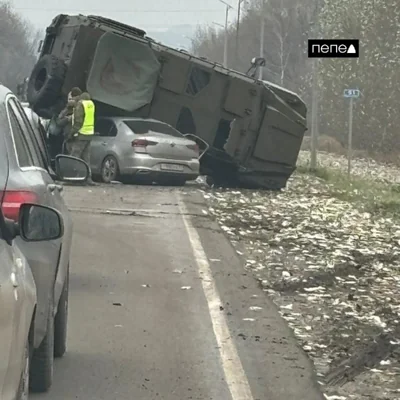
[86, 32, 160, 111]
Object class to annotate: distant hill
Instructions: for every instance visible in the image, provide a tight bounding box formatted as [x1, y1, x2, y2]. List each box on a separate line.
[146, 24, 195, 50]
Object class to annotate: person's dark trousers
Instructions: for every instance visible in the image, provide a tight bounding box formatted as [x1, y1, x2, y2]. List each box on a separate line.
[48, 134, 64, 168]
[69, 137, 95, 184]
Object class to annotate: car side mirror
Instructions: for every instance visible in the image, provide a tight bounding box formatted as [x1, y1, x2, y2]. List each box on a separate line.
[19, 204, 64, 242]
[55, 154, 90, 182]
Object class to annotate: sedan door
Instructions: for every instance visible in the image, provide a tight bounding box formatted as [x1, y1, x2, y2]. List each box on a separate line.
[0, 240, 16, 400]
[0, 238, 28, 400]
[90, 119, 119, 174]
[5, 96, 63, 344]
[9, 98, 72, 322]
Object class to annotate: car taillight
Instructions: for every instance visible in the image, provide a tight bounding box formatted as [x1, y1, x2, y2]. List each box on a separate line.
[0, 190, 38, 221]
[187, 143, 199, 153]
[131, 138, 157, 153]
[131, 139, 157, 147]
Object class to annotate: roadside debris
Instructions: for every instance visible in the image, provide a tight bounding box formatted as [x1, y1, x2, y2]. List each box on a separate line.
[204, 152, 400, 399]
[249, 306, 263, 311]
[27, 14, 306, 190]
[172, 269, 184, 274]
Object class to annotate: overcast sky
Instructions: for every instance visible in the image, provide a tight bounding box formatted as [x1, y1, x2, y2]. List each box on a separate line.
[12, 0, 238, 33]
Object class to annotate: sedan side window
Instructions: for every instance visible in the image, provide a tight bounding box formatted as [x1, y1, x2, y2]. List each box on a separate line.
[9, 99, 46, 169]
[7, 107, 34, 167]
[95, 120, 118, 137]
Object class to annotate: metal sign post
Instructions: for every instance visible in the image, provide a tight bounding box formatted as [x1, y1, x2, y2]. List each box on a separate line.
[343, 89, 360, 177]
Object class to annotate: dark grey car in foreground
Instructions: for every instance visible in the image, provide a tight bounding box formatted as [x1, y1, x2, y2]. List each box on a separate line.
[0, 199, 64, 400]
[90, 117, 201, 185]
[0, 84, 89, 393]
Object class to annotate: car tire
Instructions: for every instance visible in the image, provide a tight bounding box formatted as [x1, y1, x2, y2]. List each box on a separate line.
[27, 55, 67, 114]
[29, 304, 54, 392]
[101, 155, 119, 183]
[54, 267, 69, 358]
[16, 341, 30, 400]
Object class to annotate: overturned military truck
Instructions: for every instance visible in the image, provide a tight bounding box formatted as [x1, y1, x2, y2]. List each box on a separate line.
[27, 14, 307, 189]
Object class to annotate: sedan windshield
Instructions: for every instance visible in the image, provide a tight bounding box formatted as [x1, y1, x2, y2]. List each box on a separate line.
[124, 120, 183, 138]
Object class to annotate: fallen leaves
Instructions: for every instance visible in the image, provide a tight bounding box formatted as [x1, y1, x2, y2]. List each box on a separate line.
[298, 150, 400, 185]
[202, 152, 400, 400]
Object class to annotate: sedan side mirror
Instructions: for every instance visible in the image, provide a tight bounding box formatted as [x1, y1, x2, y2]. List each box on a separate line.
[55, 154, 90, 182]
[19, 203, 64, 242]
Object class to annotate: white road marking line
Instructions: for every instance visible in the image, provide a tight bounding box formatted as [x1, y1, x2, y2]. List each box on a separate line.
[178, 196, 254, 400]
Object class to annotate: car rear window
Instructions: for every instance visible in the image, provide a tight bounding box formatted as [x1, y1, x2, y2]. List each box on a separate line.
[124, 120, 183, 138]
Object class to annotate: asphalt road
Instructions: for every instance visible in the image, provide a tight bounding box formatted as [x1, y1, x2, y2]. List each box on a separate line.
[32, 183, 325, 400]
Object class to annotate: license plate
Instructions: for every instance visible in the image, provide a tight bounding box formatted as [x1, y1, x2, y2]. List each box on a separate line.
[160, 163, 184, 171]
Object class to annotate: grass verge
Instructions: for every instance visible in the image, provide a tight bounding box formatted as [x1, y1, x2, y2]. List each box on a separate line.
[296, 165, 400, 218]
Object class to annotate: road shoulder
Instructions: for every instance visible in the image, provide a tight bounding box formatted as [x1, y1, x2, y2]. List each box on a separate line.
[181, 190, 325, 400]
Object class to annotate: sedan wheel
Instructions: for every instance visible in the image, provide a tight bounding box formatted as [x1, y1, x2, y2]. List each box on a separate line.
[17, 341, 30, 400]
[101, 156, 119, 183]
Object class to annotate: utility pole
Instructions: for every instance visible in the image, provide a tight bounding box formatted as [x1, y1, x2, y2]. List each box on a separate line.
[259, 0, 265, 80]
[310, 57, 319, 170]
[218, 0, 233, 68]
[348, 97, 353, 177]
[224, 4, 229, 68]
[235, 0, 244, 68]
[309, 4, 322, 171]
[343, 89, 360, 176]
[212, 21, 227, 67]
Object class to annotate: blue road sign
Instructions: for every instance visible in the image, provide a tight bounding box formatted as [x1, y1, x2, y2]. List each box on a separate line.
[344, 89, 360, 98]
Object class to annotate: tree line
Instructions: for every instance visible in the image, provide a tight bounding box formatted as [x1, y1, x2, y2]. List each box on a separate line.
[191, 0, 398, 155]
[0, 1, 39, 91]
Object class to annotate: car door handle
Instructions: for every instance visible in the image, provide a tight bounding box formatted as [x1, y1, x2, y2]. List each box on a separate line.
[48, 183, 57, 192]
[101, 142, 107, 146]
[48, 183, 63, 192]
[10, 272, 18, 288]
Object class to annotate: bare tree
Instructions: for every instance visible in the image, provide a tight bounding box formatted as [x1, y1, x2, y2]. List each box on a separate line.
[0, 1, 40, 91]
[191, 0, 317, 95]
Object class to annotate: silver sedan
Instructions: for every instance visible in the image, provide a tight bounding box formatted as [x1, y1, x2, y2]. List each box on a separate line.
[90, 117, 201, 185]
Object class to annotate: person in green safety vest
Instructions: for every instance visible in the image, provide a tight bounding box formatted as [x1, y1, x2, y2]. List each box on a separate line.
[68, 91, 96, 185]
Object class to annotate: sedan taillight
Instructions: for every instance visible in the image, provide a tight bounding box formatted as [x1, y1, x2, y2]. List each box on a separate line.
[131, 138, 158, 153]
[131, 139, 157, 147]
[0, 190, 38, 221]
[186, 143, 199, 153]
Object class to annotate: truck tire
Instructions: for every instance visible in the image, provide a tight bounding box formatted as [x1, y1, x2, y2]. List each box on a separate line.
[54, 267, 69, 358]
[27, 55, 67, 113]
[29, 304, 54, 392]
